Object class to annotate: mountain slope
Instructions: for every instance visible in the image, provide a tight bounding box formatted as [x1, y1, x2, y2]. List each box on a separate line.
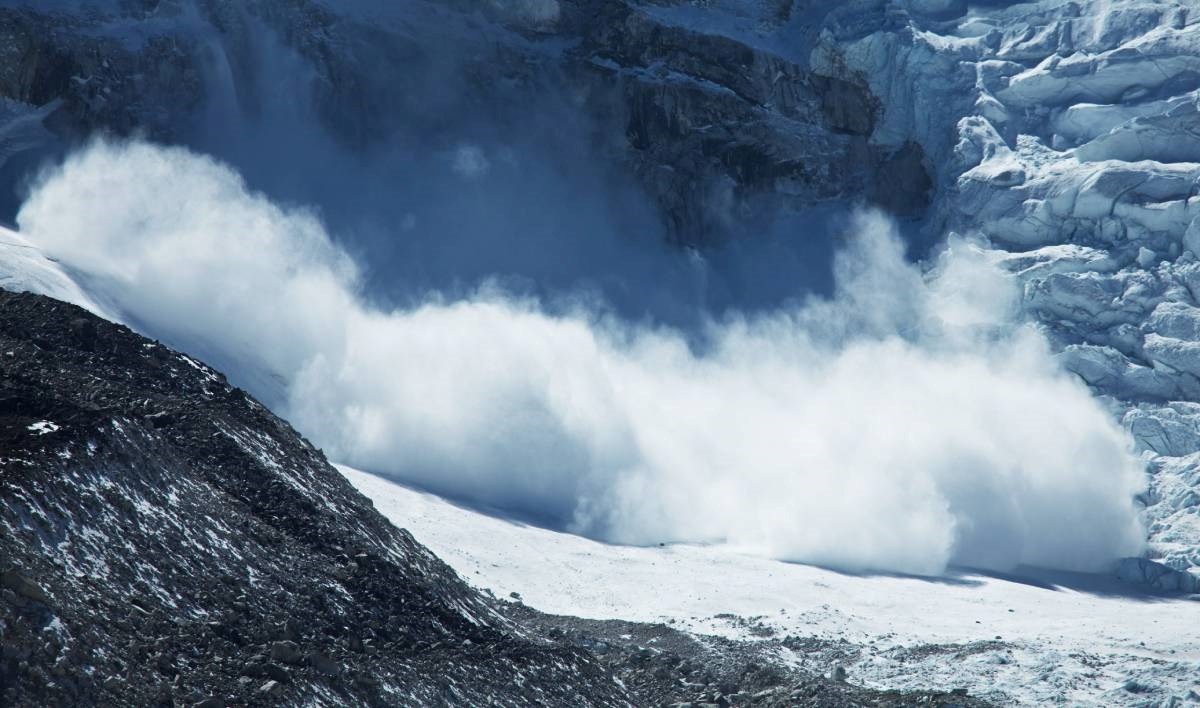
[0, 289, 630, 706]
[0, 0, 913, 246]
[2, 1, 1200, 704]
[1, 288, 997, 706]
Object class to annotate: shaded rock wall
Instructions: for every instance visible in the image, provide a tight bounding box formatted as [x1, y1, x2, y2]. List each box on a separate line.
[0, 0, 923, 244]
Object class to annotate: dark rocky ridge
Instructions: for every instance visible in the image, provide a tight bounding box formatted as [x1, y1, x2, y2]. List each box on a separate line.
[0, 289, 629, 706]
[0, 289, 993, 706]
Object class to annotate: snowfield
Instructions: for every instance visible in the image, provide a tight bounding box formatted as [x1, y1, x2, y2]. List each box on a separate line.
[343, 465, 1200, 707]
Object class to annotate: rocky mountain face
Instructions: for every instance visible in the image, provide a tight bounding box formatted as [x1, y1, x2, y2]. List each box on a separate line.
[0, 289, 633, 706]
[0, 0, 925, 243]
[0, 290, 996, 706]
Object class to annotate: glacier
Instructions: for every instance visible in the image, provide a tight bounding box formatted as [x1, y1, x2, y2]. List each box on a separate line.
[345, 463, 1200, 706]
[805, 0, 1200, 581]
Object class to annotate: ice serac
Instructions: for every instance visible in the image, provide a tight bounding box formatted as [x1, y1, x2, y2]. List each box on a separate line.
[813, 0, 1200, 579]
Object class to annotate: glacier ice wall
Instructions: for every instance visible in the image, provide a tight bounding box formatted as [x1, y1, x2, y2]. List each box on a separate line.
[811, 0, 1200, 574]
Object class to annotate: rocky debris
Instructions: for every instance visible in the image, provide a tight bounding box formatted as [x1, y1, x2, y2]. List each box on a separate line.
[257, 679, 283, 696]
[0, 289, 991, 705]
[307, 651, 339, 676]
[831, 663, 848, 683]
[0, 569, 51, 606]
[268, 640, 302, 664]
[0, 289, 629, 706]
[507, 603, 992, 707]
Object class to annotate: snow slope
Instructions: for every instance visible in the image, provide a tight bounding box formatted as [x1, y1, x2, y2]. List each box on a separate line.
[343, 466, 1200, 707]
[0, 226, 108, 317]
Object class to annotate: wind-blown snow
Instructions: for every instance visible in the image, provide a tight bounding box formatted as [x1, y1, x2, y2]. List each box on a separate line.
[14, 140, 1146, 576]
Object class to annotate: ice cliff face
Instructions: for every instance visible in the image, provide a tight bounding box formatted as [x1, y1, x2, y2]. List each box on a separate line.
[806, 0, 1200, 577]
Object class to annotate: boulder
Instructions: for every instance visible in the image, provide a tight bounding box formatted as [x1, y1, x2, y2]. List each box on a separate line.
[269, 640, 301, 664]
[1, 569, 51, 606]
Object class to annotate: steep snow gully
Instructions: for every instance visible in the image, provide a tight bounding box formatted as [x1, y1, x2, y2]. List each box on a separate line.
[3, 0, 1200, 704]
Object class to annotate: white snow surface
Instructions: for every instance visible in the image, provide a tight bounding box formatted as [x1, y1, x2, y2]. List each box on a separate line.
[0, 225, 108, 316]
[343, 465, 1200, 707]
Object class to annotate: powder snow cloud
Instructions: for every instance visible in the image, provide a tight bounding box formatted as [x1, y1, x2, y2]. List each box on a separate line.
[17, 140, 1147, 576]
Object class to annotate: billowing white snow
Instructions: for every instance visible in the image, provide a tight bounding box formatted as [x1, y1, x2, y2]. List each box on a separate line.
[13, 141, 1149, 577]
[343, 466, 1200, 707]
[809, 0, 1200, 577]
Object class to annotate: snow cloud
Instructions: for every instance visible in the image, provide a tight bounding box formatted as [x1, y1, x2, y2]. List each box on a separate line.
[18, 140, 1147, 576]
